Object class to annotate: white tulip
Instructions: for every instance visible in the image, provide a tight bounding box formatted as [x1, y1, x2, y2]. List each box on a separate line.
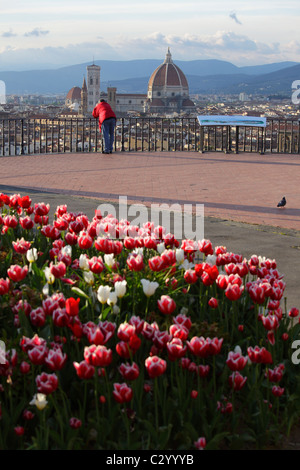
[26, 247, 38, 263]
[205, 254, 217, 266]
[97, 285, 112, 304]
[157, 242, 165, 254]
[114, 280, 127, 298]
[176, 249, 185, 264]
[79, 254, 89, 271]
[29, 393, 48, 411]
[61, 245, 72, 257]
[107, 291, 118, 306]
[83, 271, 94, 286]
[104, 254, 115, 268]
[44, 267, 55, 285]
[141, 279, 159, 297]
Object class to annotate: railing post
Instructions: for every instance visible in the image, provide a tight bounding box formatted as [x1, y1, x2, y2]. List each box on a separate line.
[235, 126, 239, 154]
[20, 119, 24, 155]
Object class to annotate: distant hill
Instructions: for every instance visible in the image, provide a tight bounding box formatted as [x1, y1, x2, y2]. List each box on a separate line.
[0, 59, 299, 96]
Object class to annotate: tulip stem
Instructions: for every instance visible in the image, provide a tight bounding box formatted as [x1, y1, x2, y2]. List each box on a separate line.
[154, 377, 159, 431]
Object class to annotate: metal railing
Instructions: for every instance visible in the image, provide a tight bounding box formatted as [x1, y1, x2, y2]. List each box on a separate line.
[1, 116, 300, 156]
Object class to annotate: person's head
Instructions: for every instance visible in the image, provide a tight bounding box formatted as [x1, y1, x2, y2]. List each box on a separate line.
[100, 99, 106, 103]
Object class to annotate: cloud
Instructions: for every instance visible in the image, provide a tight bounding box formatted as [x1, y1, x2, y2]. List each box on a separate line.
[0, 40, 122, 71]
[24, 28, 50, 37]
[2, 29, 17, 38]
[229, 12, 242, 25]
[0, 31, 294, 72]
[115, 31, 270, 57]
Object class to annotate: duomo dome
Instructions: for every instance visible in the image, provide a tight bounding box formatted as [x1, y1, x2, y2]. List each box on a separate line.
[146, 48, 195, 114]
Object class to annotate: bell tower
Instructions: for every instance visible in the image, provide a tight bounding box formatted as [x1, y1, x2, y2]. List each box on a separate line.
[80, 76, 87, 116]
[87, 63, 101, 113]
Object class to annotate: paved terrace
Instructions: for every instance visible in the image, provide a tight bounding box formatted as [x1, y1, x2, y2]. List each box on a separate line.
[1, 150, 300, 311]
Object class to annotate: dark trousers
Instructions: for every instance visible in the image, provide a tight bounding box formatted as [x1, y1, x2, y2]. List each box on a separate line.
[102, 118, 116, 152]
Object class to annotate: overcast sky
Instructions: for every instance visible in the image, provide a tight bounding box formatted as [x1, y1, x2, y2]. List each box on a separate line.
[0, 0, 299, 71]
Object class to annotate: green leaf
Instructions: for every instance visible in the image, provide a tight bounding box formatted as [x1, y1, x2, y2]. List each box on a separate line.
[18, 309, 34, 337]
[71, 287, 91, 300]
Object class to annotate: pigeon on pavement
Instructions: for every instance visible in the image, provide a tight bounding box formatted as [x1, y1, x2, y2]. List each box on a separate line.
[277, 196, 286, 208]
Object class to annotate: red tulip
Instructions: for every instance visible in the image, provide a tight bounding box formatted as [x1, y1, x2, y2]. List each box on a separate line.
[271, 385, 284, 397]
[14, 426, 25, 436]
[194, 437, 206, 450]
[148, 256, 166, 272]
[112, 383, 133, 404]
[198, 239, 213, 256]
[73, 360, 95, 380]
[45, 347, 67, 371]
[41, 225, 61, 240]
[69, 417, 82, 429]
[34, 214, 49, 226]
[126, 253, 144, 271]
[20, 361, 31, 374]
[34, 202, 50, 216]
[64, 231, 78, 245]
[161, 249, 176, 266]
[50, 261, 66, 279]
[225, 283, 244, 301]
[0, 278, 10, 295]
[54, 217, 69, 231]
[289, 307, 299, 318]
[184, 269, 198, 284]
[27, 345, 48, 365]
[65, 297, 80, 317]
[36, 372, 59, 395]
[78, 231, 93, 250]
[226, 350, 248, 371]
[145, 355, 167, 378]
[265, 364, 284, 383]
[52, 307, 69, 328]
[157, 295, 176, 315]
[4, 215, 18, 229]
[18, 195, 32, 209]
[88, 256, 104, 274]
[23, 409, 34, 420]
[19, 216, 34, 230]
[247, 346, 273, 364]
[208, 297, 218, 309]
[201, 265, 219, 286]
[228, 371, 247, 391]
[84, 345, 112, 367]
[166, 338, 187, 360]
[261, 314, 279, 331]
[12, 238, 31, 254]
[29, 307, 46, 328]
[119, 362, 140, 381]
[7, 265, 28, 282]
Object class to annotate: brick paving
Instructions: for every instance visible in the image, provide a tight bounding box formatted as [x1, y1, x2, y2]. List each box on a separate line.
[1, 150, 300, 230]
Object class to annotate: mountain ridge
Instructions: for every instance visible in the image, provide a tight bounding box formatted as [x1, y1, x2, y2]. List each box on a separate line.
[0, 59, 299, 96]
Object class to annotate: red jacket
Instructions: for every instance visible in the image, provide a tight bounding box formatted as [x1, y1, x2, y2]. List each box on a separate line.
[92, 101, 116, 131]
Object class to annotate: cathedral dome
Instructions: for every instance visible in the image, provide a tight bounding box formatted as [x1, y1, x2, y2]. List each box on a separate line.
[65, 86, 81, 105]
[148, 49, 189, 100]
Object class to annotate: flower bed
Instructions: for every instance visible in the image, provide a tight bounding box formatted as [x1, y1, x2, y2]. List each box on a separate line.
[1, 192, 300, 450]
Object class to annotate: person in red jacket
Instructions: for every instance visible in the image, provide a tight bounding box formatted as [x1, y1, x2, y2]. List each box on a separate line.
[92, 99, 117, 154]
